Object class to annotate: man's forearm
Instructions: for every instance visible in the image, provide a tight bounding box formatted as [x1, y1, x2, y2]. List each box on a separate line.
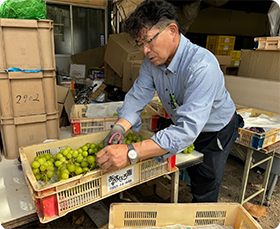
[133, 139, 168, 160]
[115, 118, 132, 131]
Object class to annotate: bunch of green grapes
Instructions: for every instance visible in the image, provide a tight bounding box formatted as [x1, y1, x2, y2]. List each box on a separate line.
[31, 153, 55, 184]
[54, 142, 103, 181]
[182, 144, 195, 154]
[123, 133, 144, 144]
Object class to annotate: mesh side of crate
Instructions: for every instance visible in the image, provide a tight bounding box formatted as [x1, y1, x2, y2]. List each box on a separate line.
[194, 219, 225, 225]
[140, 160, 167, 181]
[239, 131, 254, 147]
[58, 178, 101, 212]
[241, 219, 252, 229]
[124, 219, 157, 227]
[36, 146, 68, 157]
[81, 120, 105, 134]
[194, 210, 226, 225]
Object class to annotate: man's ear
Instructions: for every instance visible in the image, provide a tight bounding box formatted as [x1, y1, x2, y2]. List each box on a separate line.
[169, 23, 179, 36]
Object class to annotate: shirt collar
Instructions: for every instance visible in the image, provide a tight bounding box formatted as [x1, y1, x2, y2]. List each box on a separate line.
[166, 34, 188, 74]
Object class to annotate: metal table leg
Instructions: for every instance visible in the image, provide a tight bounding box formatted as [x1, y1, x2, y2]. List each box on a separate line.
[171, 170, 179, 203]
[260, 151, 275, 205]
[239, 148, 254, 205]
[267, 174, 278, 202]
[239, 148, 275, 206]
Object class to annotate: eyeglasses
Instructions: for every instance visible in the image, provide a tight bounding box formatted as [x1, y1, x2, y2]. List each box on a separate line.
[136, 24, 169, 50]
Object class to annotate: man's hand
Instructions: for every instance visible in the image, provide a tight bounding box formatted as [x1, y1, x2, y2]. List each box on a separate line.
[103, 124, 126, 147]
[96, 144, 129, 171]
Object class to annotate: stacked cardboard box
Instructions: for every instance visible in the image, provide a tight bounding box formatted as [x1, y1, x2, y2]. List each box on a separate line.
[206, 35, 236, 55]
[0, 19, 60, 159]
[229, 50, 241, 67]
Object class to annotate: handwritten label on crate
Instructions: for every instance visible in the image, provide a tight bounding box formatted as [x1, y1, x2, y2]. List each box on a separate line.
[15, 93, 40, 104]
[107, 167, 134, 192]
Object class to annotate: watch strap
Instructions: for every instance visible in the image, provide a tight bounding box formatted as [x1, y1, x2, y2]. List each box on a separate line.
[127, 143, 135, 151]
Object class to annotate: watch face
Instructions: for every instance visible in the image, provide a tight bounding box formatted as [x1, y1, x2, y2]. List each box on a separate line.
[128, 150, 137, 160]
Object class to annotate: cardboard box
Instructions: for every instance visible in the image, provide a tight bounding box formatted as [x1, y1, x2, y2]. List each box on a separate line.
[104, 62, 122, 88]
[238, 50, 280, 81]
[220, 66, 238, 75]
[0, 70, 58, 118]
[57, 85, 75, 124]
[1, 113, 60, 159]
[104, 33, 145, 77]
[0, 19, 55, 70]
[71, 46, 106, 75]
[123, 60, 143, 92]
[215, 55, 232, 66]
[224, 75, 280, 114]
[70, 64, 86, 79]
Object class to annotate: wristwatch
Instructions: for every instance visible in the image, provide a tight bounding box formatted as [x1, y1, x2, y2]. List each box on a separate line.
[127, 143, 138, 165]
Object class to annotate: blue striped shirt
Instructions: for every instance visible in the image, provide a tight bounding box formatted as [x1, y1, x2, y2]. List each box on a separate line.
[117, 34, 236, 162]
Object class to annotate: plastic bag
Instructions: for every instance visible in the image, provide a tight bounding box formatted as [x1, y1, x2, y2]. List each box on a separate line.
[268, 1, 280, 36]
[0, 0, 46, 20]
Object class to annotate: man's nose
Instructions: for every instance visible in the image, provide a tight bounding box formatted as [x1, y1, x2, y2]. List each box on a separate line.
[142, 45, 150, 55]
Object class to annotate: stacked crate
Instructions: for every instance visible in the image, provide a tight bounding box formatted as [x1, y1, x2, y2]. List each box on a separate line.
[229, 50, 241, 67]
[206, 35, 236, 55]
[0, 19, 60, 159]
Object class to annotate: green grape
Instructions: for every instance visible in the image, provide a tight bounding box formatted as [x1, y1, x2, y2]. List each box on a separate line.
[59, 165, 67, 171]
[34, 156, 40, 161]
[43, 162, 49, 167]
[66, 146, 72, 152]
[76, 155, 84, 163]
[77, 148, 83, 154]
[83, 167, 90, 173]
[45, 154, 51, 160]
[132, 135, 137, 142]
[46, 170, 54, 178]
[87, 156, 95, 164]
[61, 168, 70, 174]
[40, 165, 47, 172]
[72, 150, 79, 158]
[98, 142, 103, 149]
[57, 170, 61, 177]
[136, 136, 142, 142]
[126, 140, 132, 144]
[32, 161, 40, 169]
[47, 166, 54, 171]
[93, 148, 99, 154]
[81, 161, 89, 168]
[66, 153, 72, 159]
[62, 149, 68, 156]
[82, 151, 88, 157]
[75, 167, 83, 175]
[67, 164, 76, 173]
[88, 148, 94, 154]
[38, 158, 45, 165]
[90, 143, 96, 149]
[60, 157, 66, 163]
[61, 172, 69, 179]
[127, 133, 133, 140]
[32, 168, 40, 174]
[56, 153, 63, 160]
[47, 161, 53, 166]
[82, 145, 88, 151]
[75, 162, 81, 167]
[55, 161, 62, 167]
[86, 143, 91, 149]
[35, 174, 41, 180]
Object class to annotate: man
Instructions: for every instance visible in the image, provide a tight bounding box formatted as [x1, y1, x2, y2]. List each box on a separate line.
[96, 0, 244, 202]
